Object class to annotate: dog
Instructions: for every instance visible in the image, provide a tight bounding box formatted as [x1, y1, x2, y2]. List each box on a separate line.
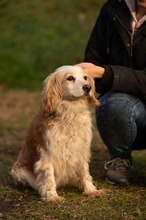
[11, 65, 105, 202]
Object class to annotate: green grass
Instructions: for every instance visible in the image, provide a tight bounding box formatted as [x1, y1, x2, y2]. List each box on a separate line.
[0, 0, 103, 90]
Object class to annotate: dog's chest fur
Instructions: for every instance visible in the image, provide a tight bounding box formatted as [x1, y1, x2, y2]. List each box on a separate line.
[45, 101, 92, 186]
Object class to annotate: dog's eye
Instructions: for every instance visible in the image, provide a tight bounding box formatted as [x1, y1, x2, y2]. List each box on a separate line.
[83, 76, 87, 80]
[66, 76, 75, 81]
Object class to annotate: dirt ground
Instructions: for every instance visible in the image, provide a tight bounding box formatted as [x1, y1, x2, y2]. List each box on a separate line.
[0, 89, 40, 126]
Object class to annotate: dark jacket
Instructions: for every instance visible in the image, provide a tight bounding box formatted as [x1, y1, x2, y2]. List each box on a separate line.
[84, 0, 146, 100]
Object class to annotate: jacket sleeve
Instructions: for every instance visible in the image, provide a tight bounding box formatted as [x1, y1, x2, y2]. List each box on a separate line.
[109, 66, 146, 96]
[95, 64, 146, 97]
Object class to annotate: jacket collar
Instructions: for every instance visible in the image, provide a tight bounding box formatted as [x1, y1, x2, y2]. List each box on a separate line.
[125, 0, 146, 33]
[106, 0, 131, 32]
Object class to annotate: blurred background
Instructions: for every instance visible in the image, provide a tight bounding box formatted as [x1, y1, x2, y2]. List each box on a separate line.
[0, 0, 104, 91]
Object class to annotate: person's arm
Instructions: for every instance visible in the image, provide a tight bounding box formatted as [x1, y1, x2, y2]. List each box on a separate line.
[110, 66, 146, 96]
[76, 61, 146, 96]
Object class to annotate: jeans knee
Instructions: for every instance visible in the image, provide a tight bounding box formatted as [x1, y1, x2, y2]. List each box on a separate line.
[96, 92, 145, 123]
[96, 96, 129, 122]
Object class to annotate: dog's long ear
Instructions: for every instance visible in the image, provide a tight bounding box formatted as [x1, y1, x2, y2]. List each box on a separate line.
[88, 76, 99, 106]
[42, 72, 63, 112]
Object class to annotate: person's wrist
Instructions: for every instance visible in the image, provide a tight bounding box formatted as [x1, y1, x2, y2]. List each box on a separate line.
[99, 65, 114, 88]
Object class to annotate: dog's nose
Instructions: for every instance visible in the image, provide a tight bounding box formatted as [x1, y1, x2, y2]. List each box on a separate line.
[83, 84, 91, 93]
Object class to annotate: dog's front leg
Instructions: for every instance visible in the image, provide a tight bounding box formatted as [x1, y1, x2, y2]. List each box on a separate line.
[80, 163, 106, 197]
[34, 151, 63, 202]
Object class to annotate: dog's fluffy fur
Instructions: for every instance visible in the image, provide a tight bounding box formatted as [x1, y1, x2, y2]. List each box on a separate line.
[11, 65, 105, 202]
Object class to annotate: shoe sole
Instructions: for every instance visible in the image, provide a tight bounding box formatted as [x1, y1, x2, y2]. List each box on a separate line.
[106, 177, 116, 185]
[106, 177, 130, 186]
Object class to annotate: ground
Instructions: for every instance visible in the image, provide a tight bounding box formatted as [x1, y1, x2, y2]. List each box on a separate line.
[1, 89, 146, 220]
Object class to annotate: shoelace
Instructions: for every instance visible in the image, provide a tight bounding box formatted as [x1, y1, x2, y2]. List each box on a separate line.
[104, 158, 132, 171]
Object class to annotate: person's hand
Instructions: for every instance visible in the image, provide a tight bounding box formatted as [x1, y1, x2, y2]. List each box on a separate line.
[75, 62, 105, 78]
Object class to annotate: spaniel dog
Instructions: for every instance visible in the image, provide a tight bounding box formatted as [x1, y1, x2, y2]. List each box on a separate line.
[11, 65, 105, 202]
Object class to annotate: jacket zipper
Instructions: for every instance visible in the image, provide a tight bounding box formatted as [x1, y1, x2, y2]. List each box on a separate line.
[115, 15, 133, 57]
[130, 25, 146, 57]
[130, 34, 134, 57]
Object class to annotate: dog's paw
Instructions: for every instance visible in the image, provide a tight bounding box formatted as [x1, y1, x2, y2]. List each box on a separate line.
[84, 189, 106, 198]
[42, 195, 64, 203]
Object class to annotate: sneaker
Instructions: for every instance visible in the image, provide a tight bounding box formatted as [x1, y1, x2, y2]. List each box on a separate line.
[104, 157, 132, 185]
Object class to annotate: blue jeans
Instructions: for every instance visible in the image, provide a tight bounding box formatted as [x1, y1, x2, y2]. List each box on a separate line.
[96, 92, 146, 159]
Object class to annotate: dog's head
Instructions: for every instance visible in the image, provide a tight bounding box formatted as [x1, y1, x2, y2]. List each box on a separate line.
[42, 65, 99, 112]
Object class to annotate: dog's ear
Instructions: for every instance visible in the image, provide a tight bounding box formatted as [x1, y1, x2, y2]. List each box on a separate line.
[42, 72, 63, 112]
[88, 76, 99, 106]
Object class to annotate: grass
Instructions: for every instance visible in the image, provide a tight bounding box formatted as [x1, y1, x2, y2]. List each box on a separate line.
[1, 89, 146, 220]
[0, 0, 103, 90]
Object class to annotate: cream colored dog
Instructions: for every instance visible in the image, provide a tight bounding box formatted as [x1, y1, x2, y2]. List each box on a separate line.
[11, 65, 105, 202]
